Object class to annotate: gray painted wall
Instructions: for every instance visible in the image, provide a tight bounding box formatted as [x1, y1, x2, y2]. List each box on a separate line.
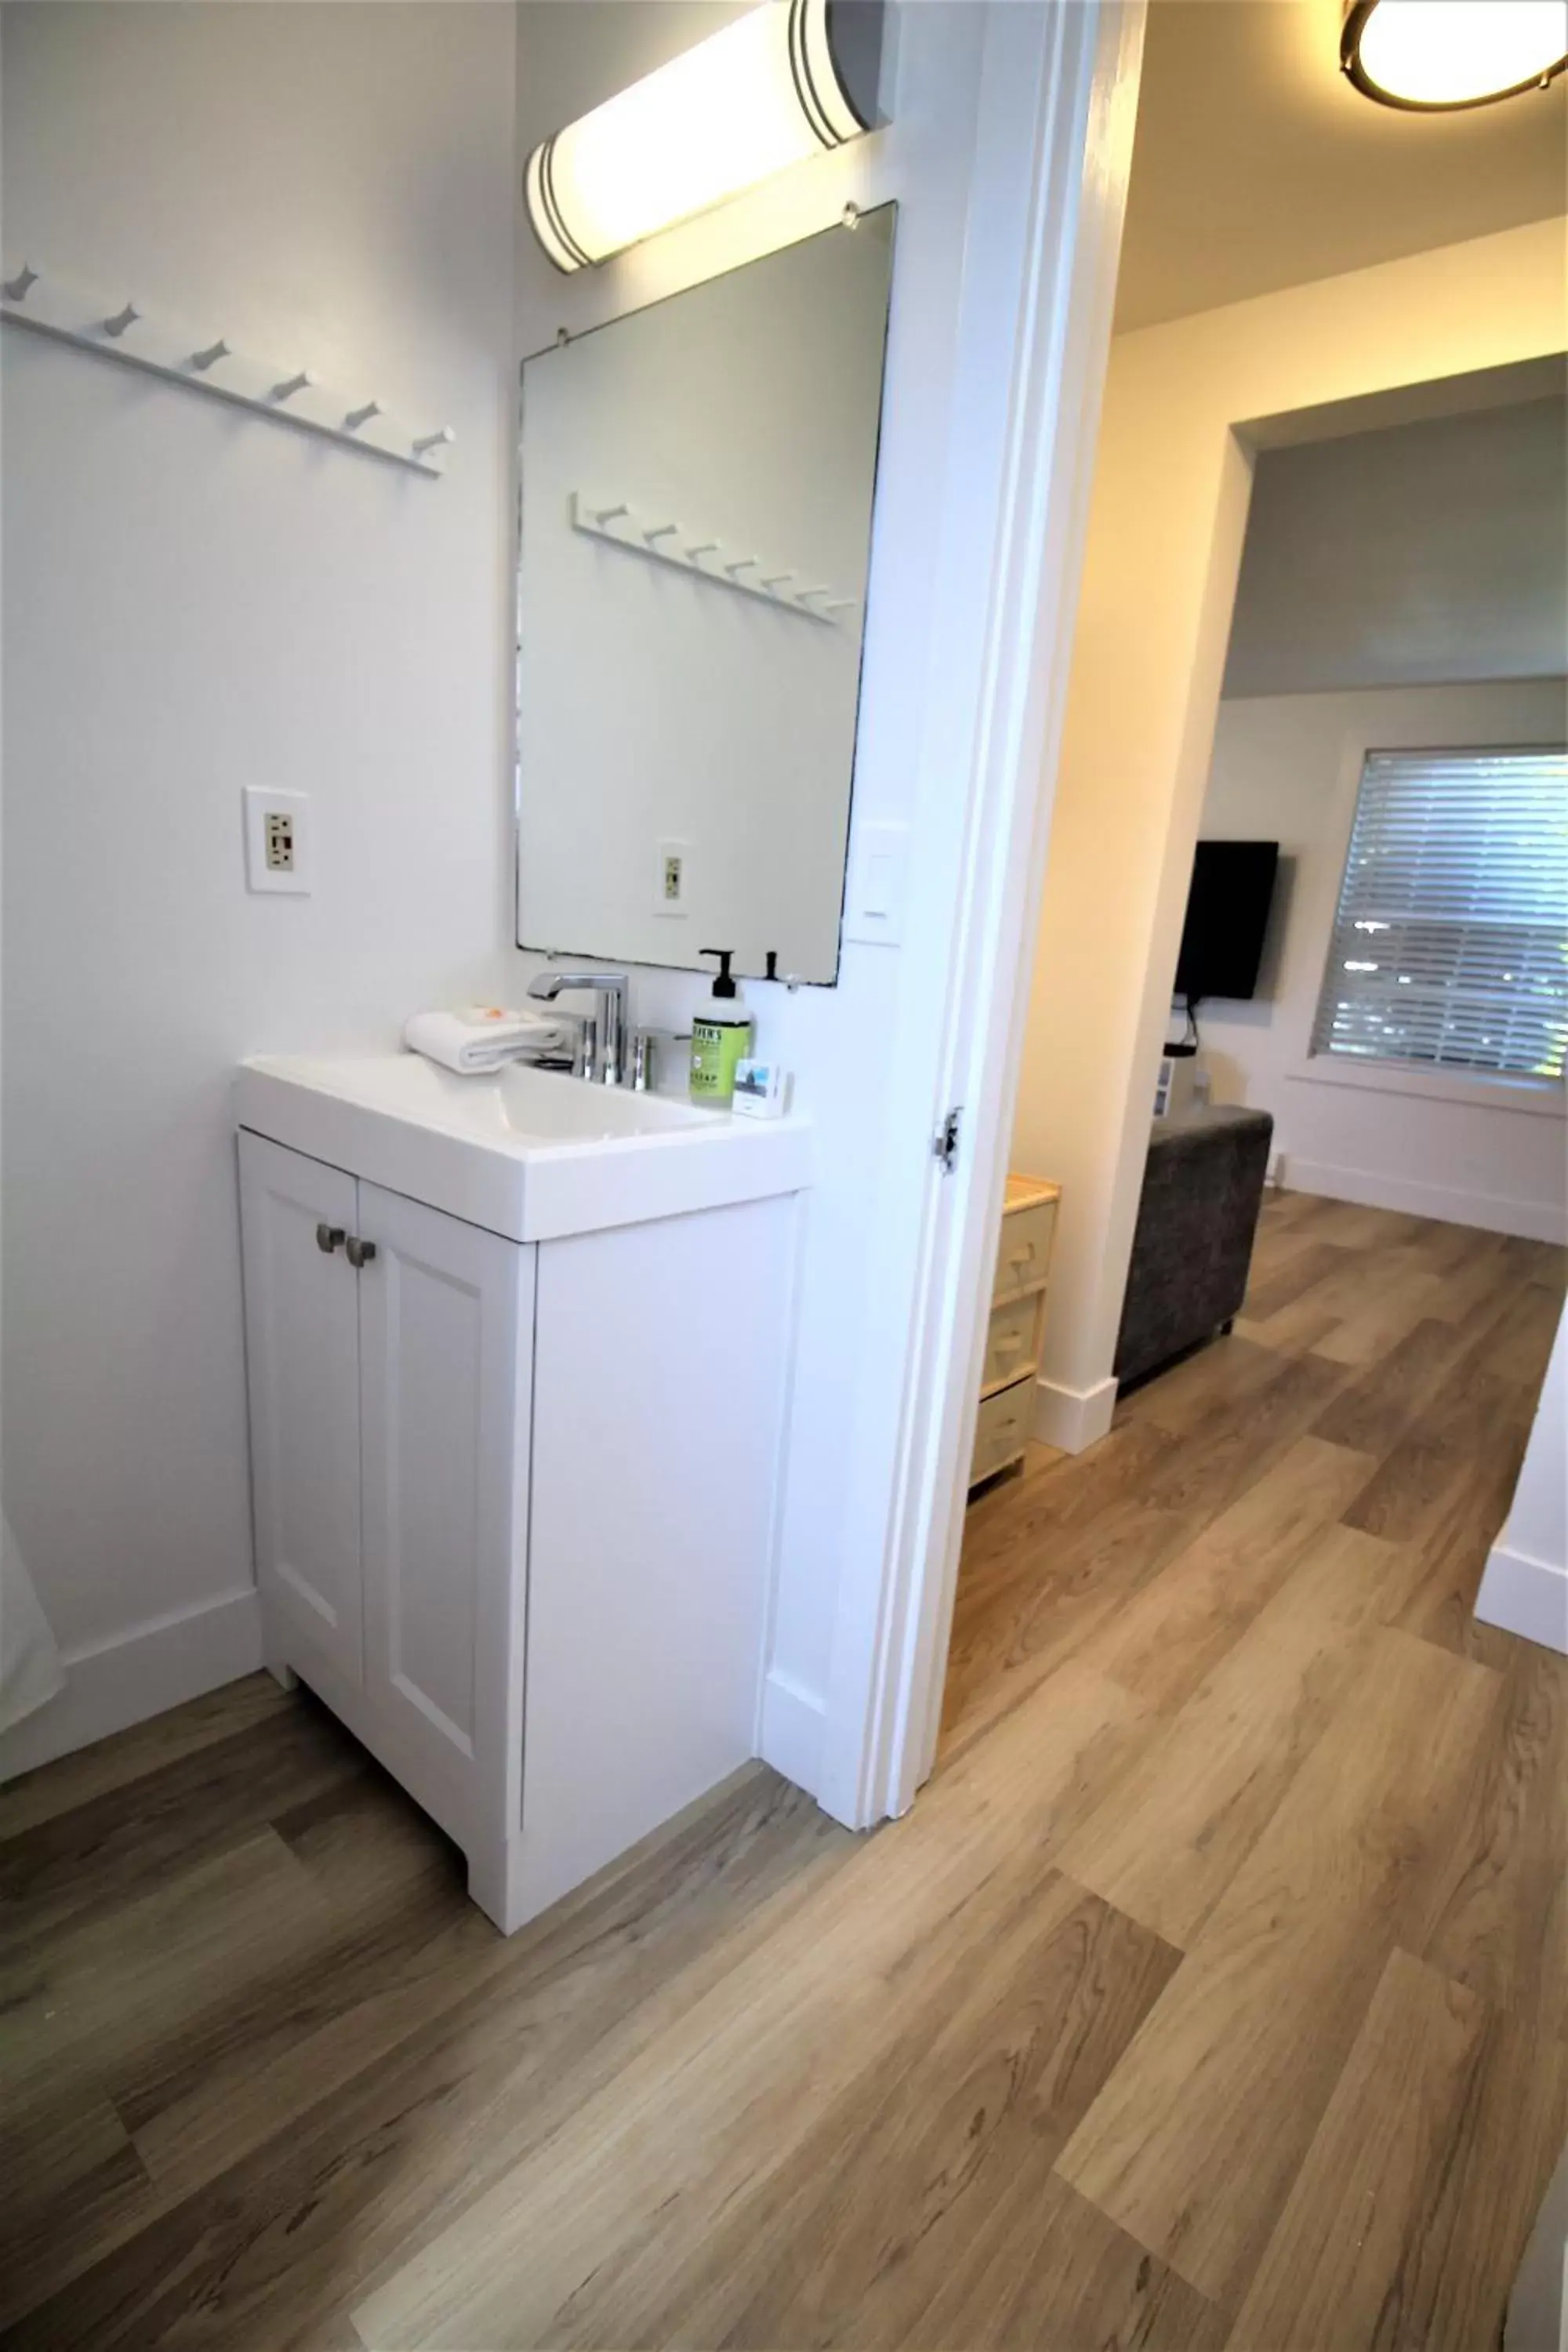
[1224, 394, 1568, 697]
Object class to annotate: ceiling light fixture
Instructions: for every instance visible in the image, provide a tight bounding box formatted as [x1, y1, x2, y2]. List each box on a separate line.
[524, 0, 884, 274]
[1341, 0, 1567, 111]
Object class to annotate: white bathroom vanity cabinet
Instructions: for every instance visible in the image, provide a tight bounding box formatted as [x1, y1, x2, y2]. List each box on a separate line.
[236, 1054, 809, 1933]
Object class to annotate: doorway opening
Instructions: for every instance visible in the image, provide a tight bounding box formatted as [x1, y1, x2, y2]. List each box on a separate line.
[895, 1, 1567, 1792]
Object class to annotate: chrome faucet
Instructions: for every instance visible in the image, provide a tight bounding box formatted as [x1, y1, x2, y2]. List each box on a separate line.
[527, 967, 629, 1086]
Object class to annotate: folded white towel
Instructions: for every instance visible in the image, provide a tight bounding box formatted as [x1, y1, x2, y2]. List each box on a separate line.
[405, 1005, 568, 1076]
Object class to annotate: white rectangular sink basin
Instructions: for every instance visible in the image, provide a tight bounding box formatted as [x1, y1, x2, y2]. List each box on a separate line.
[235, 1053, 812, 1241]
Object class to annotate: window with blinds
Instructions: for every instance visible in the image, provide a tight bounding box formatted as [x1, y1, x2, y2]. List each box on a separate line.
[1310, 746, 1568, 1084]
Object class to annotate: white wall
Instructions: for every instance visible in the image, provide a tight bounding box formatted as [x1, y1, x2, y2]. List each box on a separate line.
[1194, 681, 1568, 1243]
[1012, 220, 1568, 1450]
[1223, 395, 1568, 698]
[2, 2, 520, 1768]
[3, 0, 1104, 1806]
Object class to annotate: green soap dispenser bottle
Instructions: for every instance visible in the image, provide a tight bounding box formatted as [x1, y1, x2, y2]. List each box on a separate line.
[689, 949, 754, 1106]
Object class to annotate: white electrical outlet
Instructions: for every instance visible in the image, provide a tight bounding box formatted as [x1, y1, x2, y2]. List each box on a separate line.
[243, 788, 312, 895]
[654, 837, 691, 917]
[264, 810, 296, 872]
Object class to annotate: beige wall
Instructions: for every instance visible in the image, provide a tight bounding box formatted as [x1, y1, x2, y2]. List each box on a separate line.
[1012, 218, 1568, 1443]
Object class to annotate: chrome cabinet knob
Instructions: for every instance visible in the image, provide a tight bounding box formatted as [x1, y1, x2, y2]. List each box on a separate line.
[345, 1236, 378, 1269]
[315, 1223, 346, 1254]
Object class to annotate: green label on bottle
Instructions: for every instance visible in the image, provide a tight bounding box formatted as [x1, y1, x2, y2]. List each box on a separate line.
[690, 1015, 753, 1104]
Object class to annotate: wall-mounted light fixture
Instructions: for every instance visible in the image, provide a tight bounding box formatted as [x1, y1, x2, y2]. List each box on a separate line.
[1341, 0, 1567, 110]
[524, 0, 884, 273]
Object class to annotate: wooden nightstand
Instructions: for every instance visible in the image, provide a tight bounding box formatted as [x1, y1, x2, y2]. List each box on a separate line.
[969, 1174, 1060, 1487]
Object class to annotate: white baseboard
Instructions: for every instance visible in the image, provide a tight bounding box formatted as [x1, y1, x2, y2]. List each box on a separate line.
[1033, 1372, 1118, 1455]
[0, 1584, 263, 1782]
[1280, 1156, 1566, 1246]
[1474, 1537, 1568, 1657]
[758, 1665, 825, 1797]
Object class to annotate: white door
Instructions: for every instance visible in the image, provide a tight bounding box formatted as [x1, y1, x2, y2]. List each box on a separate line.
[355, 1182, 531, 1847]
[238, 1131, 364, 1687]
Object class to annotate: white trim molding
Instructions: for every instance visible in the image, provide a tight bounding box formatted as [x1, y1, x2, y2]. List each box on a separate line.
[1280, 1155, 1567, 1247]
[1033, 1370, 1118, 1454]
[1475, 1538, 1568, 1657]
[1287, 1058, 1566, 1121]
[0, 1585, 262, 1782]
[815, 0, 1148, 1831]
[759, 1665, 828, 1796]
[1475, 1301, 1566, 1655]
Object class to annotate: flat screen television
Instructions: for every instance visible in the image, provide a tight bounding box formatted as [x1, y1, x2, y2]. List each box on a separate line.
[1174, 840, 1279, 1004]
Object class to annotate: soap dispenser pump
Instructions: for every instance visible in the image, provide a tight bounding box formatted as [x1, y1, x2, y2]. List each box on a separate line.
[689, 949, 755, 1106]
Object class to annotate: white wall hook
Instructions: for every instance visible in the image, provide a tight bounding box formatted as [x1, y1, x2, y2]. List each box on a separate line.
[2, 259, 451, 477]
[570, 494, 847, 627]
[343, 398, 382, 432]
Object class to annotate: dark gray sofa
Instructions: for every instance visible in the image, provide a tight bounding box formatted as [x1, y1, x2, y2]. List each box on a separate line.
[1113, 1105, 1274, 1388]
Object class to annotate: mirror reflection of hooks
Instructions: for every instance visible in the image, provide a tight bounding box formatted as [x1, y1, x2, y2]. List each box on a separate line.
[517, 201, 898, 985]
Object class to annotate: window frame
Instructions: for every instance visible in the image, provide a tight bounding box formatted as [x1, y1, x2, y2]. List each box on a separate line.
[1281, 724, 1568, 1122]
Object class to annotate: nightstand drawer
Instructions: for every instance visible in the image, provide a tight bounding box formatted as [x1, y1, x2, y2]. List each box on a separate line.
[993, 1196, 1057, 1303]
[970, 1376, 1033, 1485]
[981, 1290, 1043, 1396]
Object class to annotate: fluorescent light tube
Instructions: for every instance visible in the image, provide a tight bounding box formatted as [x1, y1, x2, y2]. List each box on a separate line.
[525, 0, 878, 272]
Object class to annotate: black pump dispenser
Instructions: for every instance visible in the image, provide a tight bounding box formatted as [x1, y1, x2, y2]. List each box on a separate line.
[689, 948, 753, 1105]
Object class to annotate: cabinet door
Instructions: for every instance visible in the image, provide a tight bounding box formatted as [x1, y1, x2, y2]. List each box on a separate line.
[356, 1182, 530, 1846]
[238, 1132, 364, 1687]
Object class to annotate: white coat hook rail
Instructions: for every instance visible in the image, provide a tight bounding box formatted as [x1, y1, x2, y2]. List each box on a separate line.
[0, 263, 453, 477]
[570, 492, 854, 629]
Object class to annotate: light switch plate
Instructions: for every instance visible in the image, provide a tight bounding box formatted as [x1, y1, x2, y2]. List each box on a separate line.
[842, 818, 909, 946]
[243, 787, 313, 895]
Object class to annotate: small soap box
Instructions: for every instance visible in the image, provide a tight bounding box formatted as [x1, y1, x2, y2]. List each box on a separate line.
[731, 1058, 789, 1120]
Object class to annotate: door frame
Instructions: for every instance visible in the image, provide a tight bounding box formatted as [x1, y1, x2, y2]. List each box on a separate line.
[815, 0, 1147, 1828]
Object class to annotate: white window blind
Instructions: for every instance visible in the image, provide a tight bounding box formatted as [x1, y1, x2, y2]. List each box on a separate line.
[1311, 746, 1568, 1084]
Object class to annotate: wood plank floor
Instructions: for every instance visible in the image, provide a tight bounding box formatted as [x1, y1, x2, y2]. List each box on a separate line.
[2, 1190, 1563, 2350]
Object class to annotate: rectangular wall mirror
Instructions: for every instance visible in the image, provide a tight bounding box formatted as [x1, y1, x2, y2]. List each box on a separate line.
[516, 204, 897, 985]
